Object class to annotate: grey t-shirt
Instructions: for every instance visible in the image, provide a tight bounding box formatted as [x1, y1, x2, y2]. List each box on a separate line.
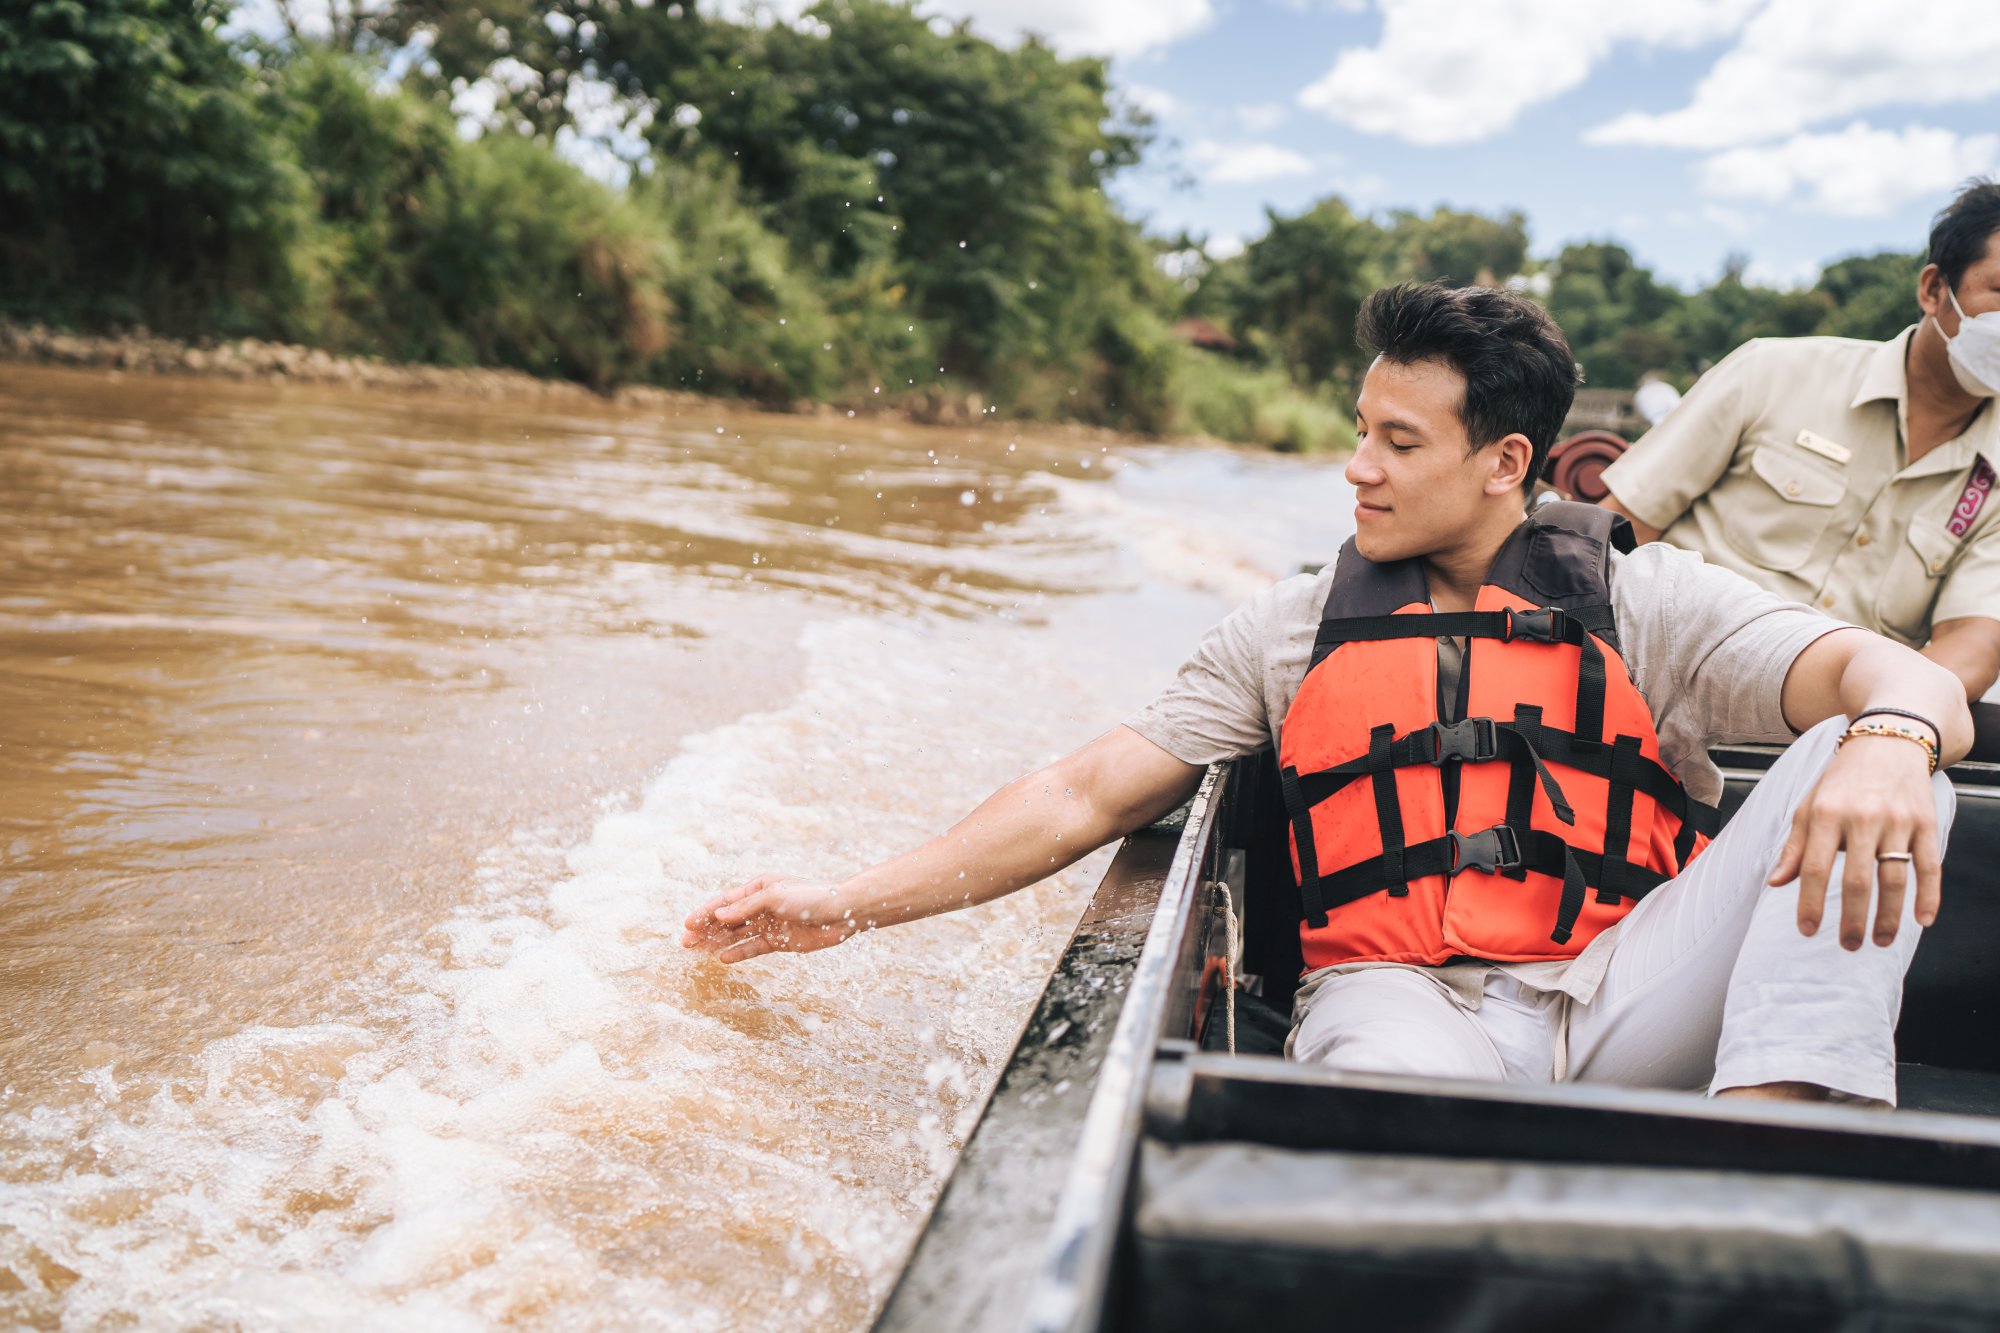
[1125, 541, 1848, 1005]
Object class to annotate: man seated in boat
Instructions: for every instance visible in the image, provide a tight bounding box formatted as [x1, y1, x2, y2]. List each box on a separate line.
[685, 282, 1973, 1107]
[1598, 180, 2000, 700]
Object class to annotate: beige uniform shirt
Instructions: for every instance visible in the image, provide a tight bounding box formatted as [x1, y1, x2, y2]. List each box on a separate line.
[1599, 327, 2000, 647]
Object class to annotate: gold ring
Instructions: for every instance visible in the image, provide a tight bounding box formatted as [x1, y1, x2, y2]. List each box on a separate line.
[1876, 851, 1915, 863]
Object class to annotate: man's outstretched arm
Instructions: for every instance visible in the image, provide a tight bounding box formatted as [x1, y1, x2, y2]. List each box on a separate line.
[681, 726, 1206, 964]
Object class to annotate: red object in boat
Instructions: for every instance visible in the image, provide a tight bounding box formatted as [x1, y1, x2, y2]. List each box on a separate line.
[1544, 430, 1630, 504]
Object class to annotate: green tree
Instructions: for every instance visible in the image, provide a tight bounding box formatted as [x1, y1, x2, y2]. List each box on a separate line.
[589, 0, 1161, 403]
[0, 0, 308, 330]
[1378, 206, 1529, 287]
[1227, 197, 1383, 387]
[1543, 241, 1685, 389]
[1814, 250, 1921, 342]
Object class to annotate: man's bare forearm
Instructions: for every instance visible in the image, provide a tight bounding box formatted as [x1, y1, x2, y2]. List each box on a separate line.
[1839, 636, 1974, 763]
[1783, 628, 1974, 762]
[1598, 492, 1664, 545]
[1923, 617, 2000, 700]
[831, 728, 1203, 931]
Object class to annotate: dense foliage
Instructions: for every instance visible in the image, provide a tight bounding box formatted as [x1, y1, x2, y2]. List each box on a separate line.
[1191, 207, 1918, 400]
[0, 0, 1929, 447]
[0, 0, 306, 332]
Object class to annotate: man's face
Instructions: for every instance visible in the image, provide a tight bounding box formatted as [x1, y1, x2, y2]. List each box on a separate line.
[1345, 355, 1510, 563]
[1922, 230, 2000, 336]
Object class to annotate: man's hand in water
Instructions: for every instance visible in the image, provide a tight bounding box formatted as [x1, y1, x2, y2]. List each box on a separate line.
[681, 729, 1204, 965]
[681, 875, 865, 963]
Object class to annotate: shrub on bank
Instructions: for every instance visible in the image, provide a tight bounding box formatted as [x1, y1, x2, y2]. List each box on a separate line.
[0, 0, 311, 335]
[269, 53, 678, 391]
[1172, 354, 1356, 454]
[639, 162, 845, 402]
[269, 56, 863, 401]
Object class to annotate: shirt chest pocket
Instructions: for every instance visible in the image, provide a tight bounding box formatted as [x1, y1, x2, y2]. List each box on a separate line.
[1880, 513, 1958, 645]
[1735, 444, 1847, 572]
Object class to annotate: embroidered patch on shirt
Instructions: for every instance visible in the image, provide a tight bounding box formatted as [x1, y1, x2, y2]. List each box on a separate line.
[1948, 455, 1997, 538]
[1794, 429, 1852, 464]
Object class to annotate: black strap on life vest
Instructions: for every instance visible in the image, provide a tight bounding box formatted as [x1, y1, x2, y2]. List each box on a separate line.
[1282, 706, 1725, 845]
[1286, 716, 1577, 827]
[1297, 820, 1606, 944]
[1311, 603, 1614, 750]
[1281, 717, 1707, 939]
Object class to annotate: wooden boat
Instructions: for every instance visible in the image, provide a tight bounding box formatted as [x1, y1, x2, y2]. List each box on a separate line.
[877, 711, 2000, 1333]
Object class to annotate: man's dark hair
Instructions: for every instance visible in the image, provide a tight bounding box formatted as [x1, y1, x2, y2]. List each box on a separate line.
[1928, 179, 2000, 292]
[1356, 282, 1580, 492]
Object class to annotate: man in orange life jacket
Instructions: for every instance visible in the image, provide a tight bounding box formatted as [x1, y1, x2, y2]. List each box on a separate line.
[684, 283, 1974, 1106]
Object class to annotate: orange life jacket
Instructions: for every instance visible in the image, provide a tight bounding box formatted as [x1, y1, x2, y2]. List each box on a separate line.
[1277, 503, 1718, 972]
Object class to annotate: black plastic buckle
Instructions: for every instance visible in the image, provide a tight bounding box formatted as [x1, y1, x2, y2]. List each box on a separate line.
[1448, 825, 1523, 874]
[1425, 717, 1498, 764]
[1503, 607, 1567, 643]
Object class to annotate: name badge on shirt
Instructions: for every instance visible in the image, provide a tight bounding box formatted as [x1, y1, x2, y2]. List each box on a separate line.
[1794, 429, 1852, 465]
[1948, 455, 1997, 539]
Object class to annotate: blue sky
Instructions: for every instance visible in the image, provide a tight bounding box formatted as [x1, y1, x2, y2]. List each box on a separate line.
[922, 0, 2000, 290]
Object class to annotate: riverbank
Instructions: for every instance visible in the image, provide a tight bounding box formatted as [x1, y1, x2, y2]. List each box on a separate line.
[0, 319, 701, 409]
[0, 320, 1199, 444]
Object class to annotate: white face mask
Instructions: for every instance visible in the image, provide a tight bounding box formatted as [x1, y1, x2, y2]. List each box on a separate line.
[1941, 285, 2000, 398]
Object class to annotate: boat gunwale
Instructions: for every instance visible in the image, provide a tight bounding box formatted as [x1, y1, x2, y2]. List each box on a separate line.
[1020, 762, 1233, 1333]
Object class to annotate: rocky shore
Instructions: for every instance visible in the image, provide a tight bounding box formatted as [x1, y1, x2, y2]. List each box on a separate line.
[0, 319, 712, 407]
[0, 321, 1075, 435]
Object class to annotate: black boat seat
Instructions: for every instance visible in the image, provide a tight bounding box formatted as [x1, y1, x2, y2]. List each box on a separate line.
[1129, 1139, 2000, 1333]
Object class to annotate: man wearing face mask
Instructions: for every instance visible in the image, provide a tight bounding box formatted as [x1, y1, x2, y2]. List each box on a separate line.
[1600, 180, 2000, 700]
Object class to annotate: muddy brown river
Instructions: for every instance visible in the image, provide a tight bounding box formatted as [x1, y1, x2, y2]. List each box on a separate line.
[0, 364, 1353, 1330]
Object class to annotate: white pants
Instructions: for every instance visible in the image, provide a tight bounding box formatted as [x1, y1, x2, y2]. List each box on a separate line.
[1291, 719, 1958, 1104]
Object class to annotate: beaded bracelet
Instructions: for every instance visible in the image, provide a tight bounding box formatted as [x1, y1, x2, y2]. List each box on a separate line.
[1855, 706, 1943, 750]
[1838, 721, 1940, 774]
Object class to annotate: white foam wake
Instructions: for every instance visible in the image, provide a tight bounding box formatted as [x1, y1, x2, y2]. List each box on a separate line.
[1, 606, 1167, 1330]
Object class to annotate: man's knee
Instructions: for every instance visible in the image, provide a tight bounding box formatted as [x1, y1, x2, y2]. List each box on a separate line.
[1296, 1017, 1504, 1080]
[1290, 972, 1506, 1081]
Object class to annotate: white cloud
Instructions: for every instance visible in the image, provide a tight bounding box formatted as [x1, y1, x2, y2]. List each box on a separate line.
[703, 0, 1213, 58]
[1331, 170, 1389, 204]
[1742, 256, 1823, 290]
[921, 0, 1214, 60]
[1186, 139, 1317, 185]
[1122, 83, 1182, 120]
[1298, 0, 1760, 146]
[1700, 203, 1757, 235]
[1697, 122, 2000, 217]
[1207, 234, 1247, 261]
[1589, 0, 2000, 150]
[1235, 102, 1289, 134]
